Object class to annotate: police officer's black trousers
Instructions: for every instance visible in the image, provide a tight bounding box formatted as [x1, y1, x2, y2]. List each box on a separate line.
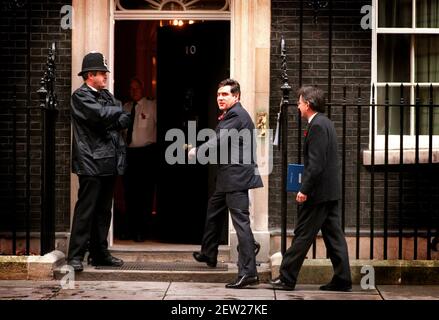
[68, 175, 116, 261]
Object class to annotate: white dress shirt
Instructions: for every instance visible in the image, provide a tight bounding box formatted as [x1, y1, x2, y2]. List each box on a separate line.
[123, 97, 157, 147]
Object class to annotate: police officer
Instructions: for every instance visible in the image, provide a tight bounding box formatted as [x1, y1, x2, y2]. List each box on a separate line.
[67, 52, 130, 272]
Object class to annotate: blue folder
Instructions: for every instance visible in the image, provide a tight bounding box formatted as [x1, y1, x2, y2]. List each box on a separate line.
[287, 164, 304, 192]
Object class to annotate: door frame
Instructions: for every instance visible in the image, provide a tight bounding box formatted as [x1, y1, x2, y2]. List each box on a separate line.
[108, 9, 231, 247]
[108, 6, 233, 247]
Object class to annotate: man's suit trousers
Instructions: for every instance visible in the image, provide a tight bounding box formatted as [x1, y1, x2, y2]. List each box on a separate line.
[201, 190, 257, 277]
[279, 200, 351, 285]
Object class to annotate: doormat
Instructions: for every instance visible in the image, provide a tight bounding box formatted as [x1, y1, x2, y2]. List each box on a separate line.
[95, 261, 228, 271]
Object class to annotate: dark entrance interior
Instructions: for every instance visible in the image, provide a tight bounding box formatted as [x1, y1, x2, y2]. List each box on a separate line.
[114, 20, 230, 244]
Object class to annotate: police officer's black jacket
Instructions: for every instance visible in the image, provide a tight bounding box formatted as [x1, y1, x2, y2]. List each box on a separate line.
[197, 102, 263, 192]
[71, 84, 130, 176]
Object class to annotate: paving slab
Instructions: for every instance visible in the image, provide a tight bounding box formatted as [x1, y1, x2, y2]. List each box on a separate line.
[167, 282, 275, 300]
[0, 287, 59, 300]
[377, 285, 439, 300]
[273, 284, 382, 300]
[0, 280, 60, 287]
[66, 280, 170, 291]
[52, 289, 165, 300]
[51, 280, 170, 300]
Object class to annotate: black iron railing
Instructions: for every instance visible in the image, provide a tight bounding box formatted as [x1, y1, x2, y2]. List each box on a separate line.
[8, 43, 58, 255]
[38, 43, 58, 255]
[277, 0, 439, 260]
[277, 75, 439, 260]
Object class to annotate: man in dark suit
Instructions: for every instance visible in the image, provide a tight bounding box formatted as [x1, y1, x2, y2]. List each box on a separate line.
[270, 86, 352, 291]
[189, 78, 263, 289]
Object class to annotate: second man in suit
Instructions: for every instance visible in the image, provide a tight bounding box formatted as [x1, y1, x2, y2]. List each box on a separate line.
[270, 86, 352, 291]
[189, 78, 263, 289]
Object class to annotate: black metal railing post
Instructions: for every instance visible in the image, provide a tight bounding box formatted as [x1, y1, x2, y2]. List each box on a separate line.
[414, 84, 420, 259]
[25, 0, 31, 255]
[384, 84, 389, 259]
[327, 0, 332, 119]
[38, 42, 58, 255]
[280, 36, 291, 256]
[341, 87, 347, 232]
[398, 84, 405, 259]
[12, 86, 17, 255]
[355, 87, 362, 259]
[370, 84, 376, 259]
[427, 84, 434, 260]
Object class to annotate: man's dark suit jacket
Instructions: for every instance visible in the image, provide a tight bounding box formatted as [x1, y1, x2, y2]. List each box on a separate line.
[197, 102, 263, 192]
[300, 113, 341, 204]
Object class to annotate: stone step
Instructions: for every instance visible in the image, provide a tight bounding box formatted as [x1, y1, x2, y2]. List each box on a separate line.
[55, 243, 269, 283]
[107, 242, 230, 263]
[53, 262, 271, 283]
[108, 249, 230, 263]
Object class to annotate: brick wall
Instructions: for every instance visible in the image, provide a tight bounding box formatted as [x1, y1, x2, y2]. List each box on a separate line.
[269, 0, 439, 234]
[0, 0, 71, 234]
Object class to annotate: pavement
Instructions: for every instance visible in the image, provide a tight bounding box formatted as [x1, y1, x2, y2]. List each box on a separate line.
[0, 280, 438, 300]
[1, 280, 438, 319]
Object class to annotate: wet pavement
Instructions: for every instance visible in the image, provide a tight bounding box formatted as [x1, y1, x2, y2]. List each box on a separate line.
[1, 280, 437, 320]
[0, 280, 438, 300]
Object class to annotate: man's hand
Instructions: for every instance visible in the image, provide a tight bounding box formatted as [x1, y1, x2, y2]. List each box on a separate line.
[188, 147, 197, 160]
[296, 191, 307, 203]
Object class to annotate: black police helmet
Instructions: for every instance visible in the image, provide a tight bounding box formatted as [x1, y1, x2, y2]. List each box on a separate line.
[78, 52, 110, 76]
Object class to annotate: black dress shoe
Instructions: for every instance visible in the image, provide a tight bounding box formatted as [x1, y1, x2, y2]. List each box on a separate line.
[67, 258, 84, 272]
[90, 255, 124, 267]
[225, 275, 259, 289]
[269, 277, 295, 291]
[319, 281, 352, 292]
[192, 252, 217, 268]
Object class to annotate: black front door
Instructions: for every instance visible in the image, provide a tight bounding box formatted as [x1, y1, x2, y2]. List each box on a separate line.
[156, 21, 230, 244]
